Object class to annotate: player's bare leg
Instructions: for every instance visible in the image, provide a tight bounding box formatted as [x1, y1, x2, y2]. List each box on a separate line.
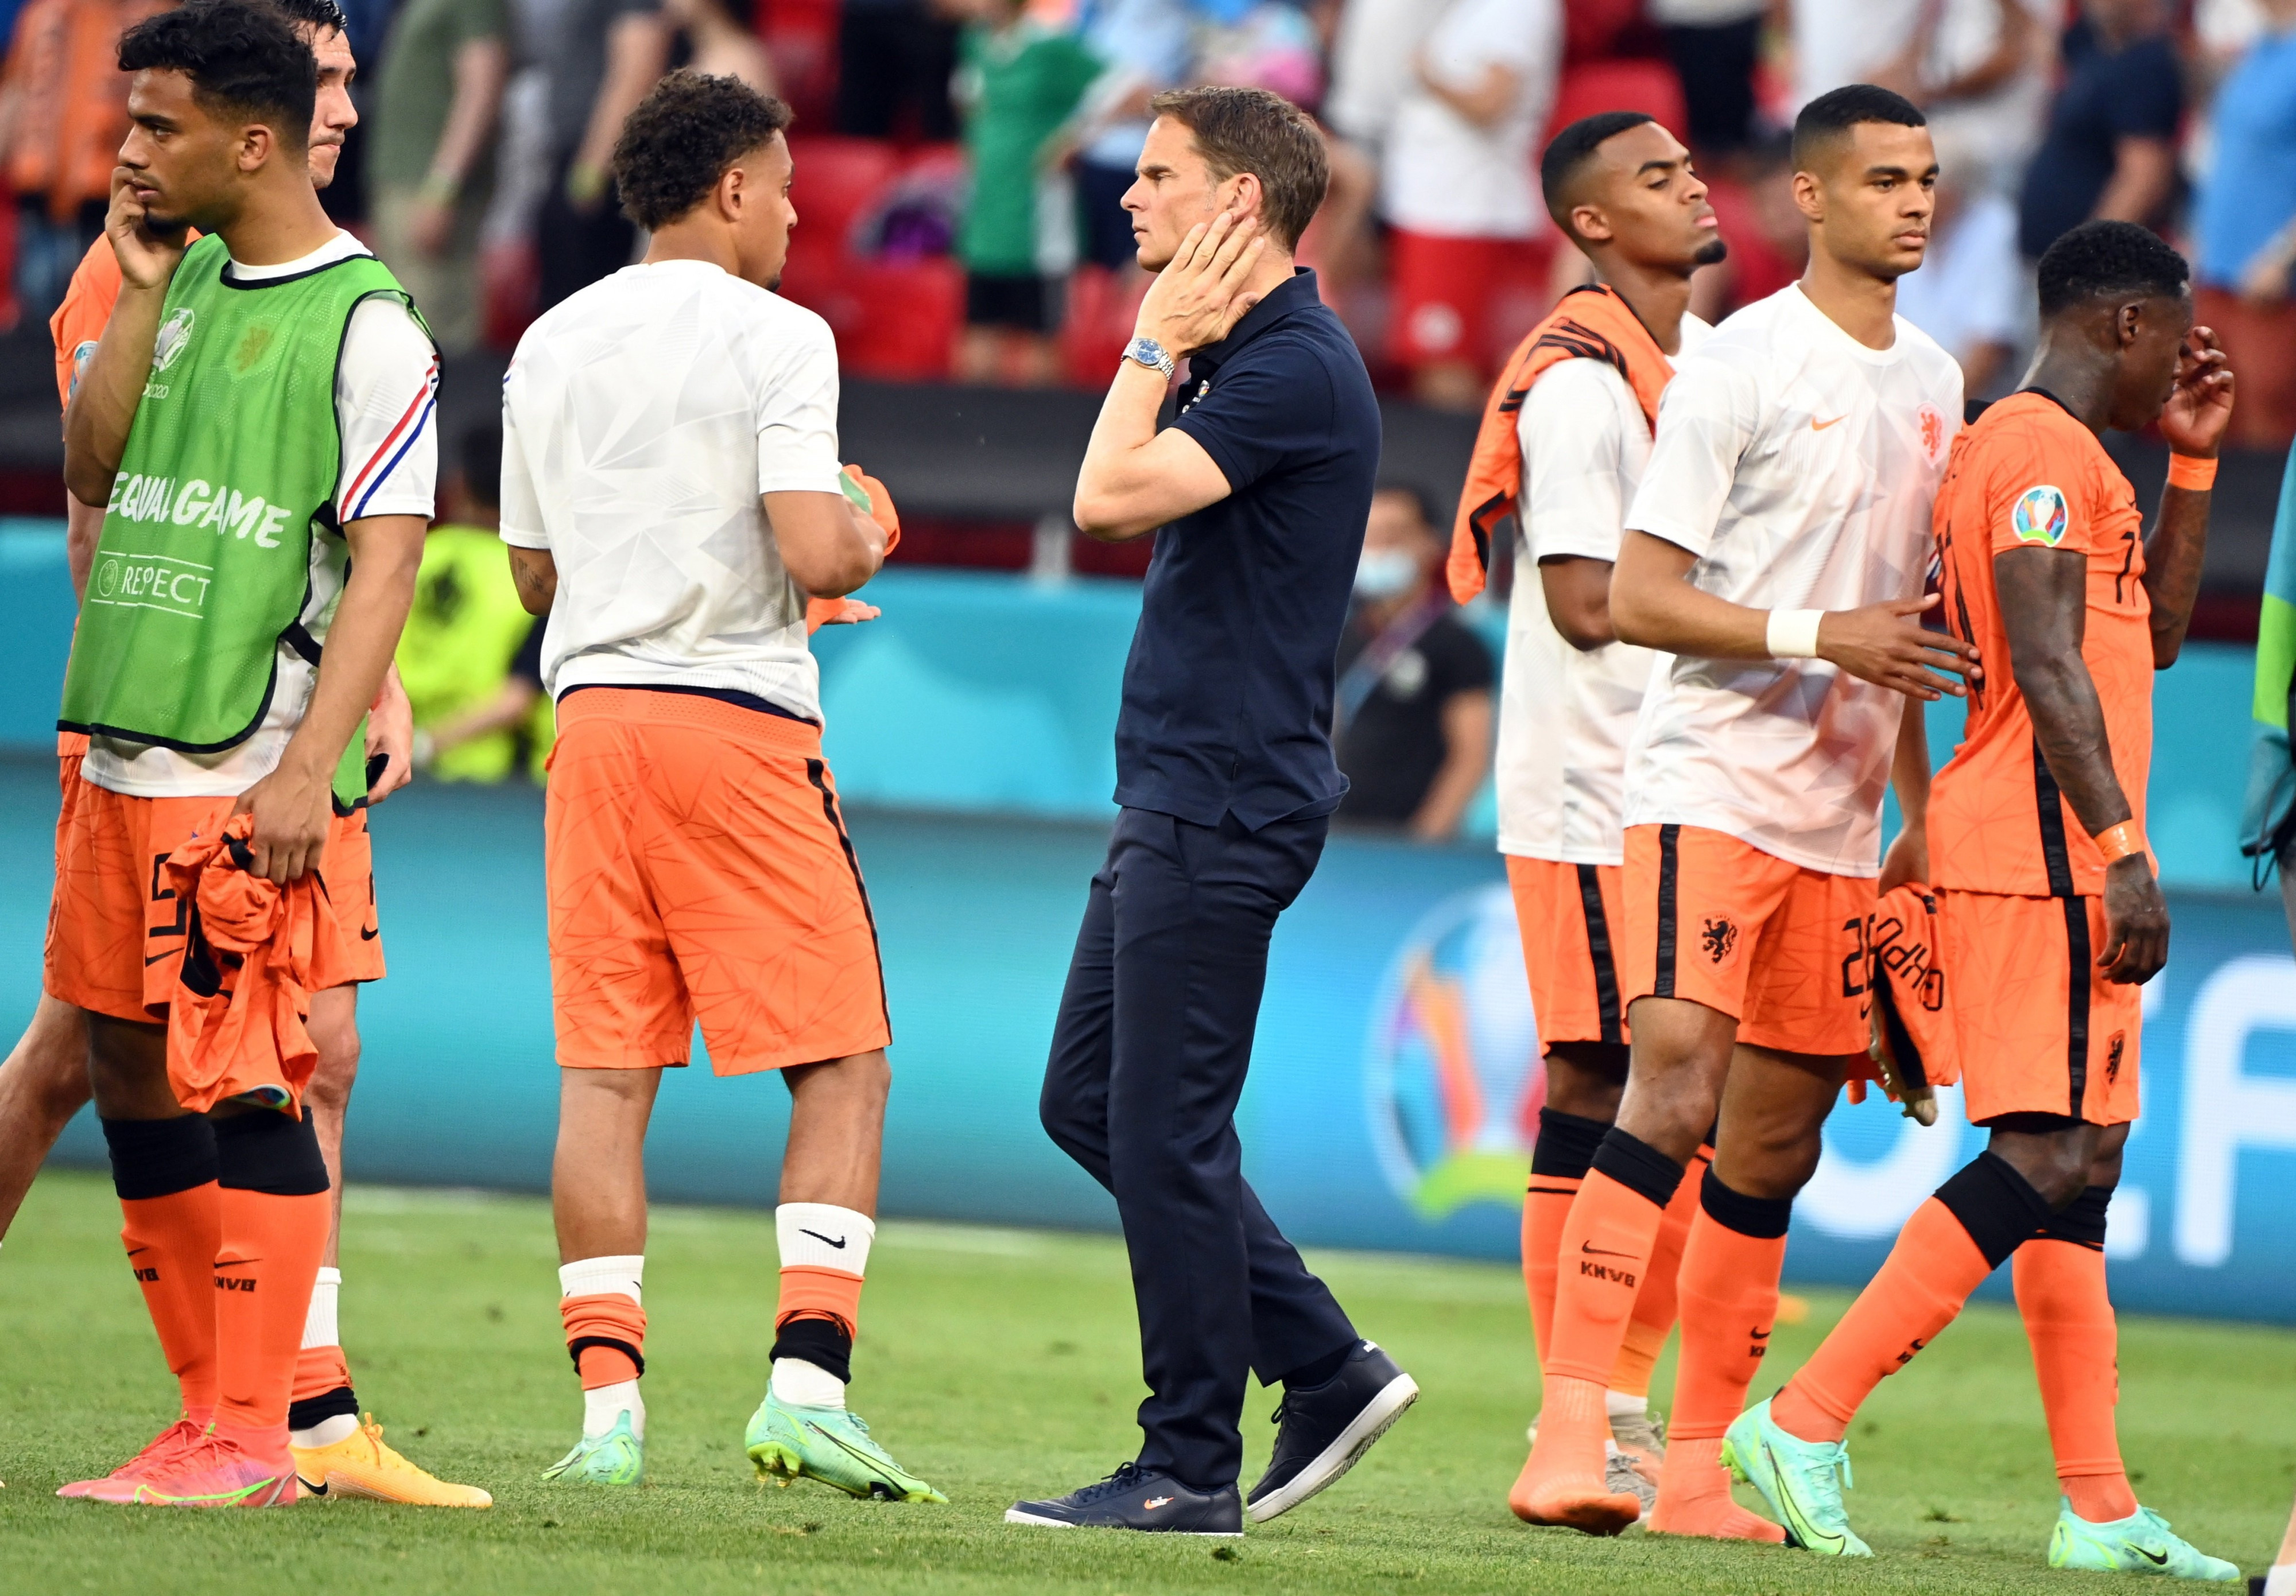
[0, 996, 92, 1238]
[545, 1067, 658, 1483]
[2266, 1489, 2296, 1596]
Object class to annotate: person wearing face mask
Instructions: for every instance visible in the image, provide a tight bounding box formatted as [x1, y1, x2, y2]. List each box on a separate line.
[1332, 486, 1494, 841]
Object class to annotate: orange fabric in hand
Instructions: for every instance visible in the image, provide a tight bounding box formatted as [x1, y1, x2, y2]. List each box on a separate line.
[161, 815, 353, 1115]
[843, 464, 900, 553]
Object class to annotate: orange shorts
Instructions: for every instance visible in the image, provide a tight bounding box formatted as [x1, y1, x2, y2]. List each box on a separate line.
[544, 687, 890, 1074]
[1507, 855, 1627, 1051]
[45, 763, 379, 1023]
[1620, 824, 1875, 1057]
[1940, 888, 2140, 1126]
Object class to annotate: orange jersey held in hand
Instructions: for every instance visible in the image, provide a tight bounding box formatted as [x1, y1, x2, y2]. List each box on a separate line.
[1927, 391, 2154, 898]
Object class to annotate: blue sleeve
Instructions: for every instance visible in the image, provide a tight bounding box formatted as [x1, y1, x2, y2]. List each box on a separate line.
[1168, 338, 1336, 495]
[2107, 41, 2182, 140]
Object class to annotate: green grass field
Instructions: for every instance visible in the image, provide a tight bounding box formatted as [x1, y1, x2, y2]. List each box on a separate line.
[3, 1169, 2291, 1595]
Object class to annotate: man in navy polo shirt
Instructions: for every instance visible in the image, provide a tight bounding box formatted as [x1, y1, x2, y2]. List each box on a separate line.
[1009, 85, 1418, 1538]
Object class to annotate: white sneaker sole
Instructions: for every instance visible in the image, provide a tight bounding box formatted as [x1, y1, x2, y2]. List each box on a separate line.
[1245, 1372, 1419, 1524]
[1002, 1506, 1241, 1536]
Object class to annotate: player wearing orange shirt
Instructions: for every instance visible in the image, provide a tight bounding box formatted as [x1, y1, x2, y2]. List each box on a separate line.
[1732, 222, 2241, 1578]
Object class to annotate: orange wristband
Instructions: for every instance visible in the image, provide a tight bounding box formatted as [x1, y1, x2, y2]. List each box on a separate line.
[2093, 821, 2147, 864]
[2167, 453, 2217, 491]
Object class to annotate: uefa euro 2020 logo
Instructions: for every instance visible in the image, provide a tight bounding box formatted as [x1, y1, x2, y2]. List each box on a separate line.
[1363, 884, 1542, 1221]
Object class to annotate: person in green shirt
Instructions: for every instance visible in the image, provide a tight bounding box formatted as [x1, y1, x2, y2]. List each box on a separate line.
[398, 424, 549, 781]
[952, 0, 1103, 385]
[366, 0, 510, 354]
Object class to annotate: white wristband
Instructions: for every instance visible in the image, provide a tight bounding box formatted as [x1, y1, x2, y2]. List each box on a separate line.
[1766, 609, 1824, 659]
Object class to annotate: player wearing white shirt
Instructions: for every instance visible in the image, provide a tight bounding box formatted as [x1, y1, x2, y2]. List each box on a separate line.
[504, 71, 941, 1507]
[1479, 112, 1723, 1524]
[1511, 86, 1981, 1543]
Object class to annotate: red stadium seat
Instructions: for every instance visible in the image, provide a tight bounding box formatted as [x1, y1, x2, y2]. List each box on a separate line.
[786, 137, 902, 259]
[759, 0, 840, 128]
[833, 259, 962, 381]
[1545, 61, 1691, 146]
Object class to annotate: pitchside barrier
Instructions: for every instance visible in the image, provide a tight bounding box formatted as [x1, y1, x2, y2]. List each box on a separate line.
[0, 534, 2288, 1322]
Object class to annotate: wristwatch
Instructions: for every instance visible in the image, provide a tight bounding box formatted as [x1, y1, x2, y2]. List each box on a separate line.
[1123, 336, 1176, 380]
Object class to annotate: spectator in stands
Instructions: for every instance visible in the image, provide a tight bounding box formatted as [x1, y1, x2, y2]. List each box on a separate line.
[0, 0, 166, 323]
[1793, 0, 2055, 193]
[1895, 131, 2023, 399]
[2016, 0, 2181, 262]
[1324, 0, 1438, 160]
[667, 0, 777, 91]
[951, 0, 1103, 385]
[1653, 0, 1766, 158]
[2193, 0, 2296, 449]
[1335, 487, 1495, 841]
[369, 0, 511, 356]
[534, 0, 672, 313]
[398, 428, 550, 783]
[1064, 0, 1194, 278]
[1380, 0, 1563, 411]
[837, 0, 961, 142]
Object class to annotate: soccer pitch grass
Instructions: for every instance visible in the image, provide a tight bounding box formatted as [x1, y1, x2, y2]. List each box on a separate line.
[4, 1171, 2291, 1595]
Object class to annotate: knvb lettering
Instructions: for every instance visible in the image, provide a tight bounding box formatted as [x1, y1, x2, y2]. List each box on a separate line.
[1578, 1260, 1638, 1287]
[106, 472, 291, 547]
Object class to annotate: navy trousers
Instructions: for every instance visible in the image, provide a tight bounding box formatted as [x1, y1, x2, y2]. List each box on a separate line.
[1040, 807, 1359, 1491]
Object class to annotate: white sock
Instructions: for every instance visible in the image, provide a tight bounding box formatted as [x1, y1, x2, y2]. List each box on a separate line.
[583, 1379, 644, 1441]
[561, 1256, 646, 1440]
[770, 1357, 847, 1408]
[2264, 1568, 2296, 1596]
[294, 1413, 360, 1448]
[775, 1204, 873, 1275]
[1605, 1391, 1648, 1421]
[301, 1265, 342, 1350]
[559, 1254, 644, 1304]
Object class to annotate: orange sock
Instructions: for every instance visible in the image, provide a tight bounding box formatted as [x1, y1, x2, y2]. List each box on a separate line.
[2015, 1186, 2136, 1523]
[1615, 1145, 1708, 1399]
[212, 1187, 331, 1442]
[1512, 1135, 1684, 1535]
[1649, 1168, 1789, 1541]
[119, 1184, 222, 1418]
[1522, 1107, 1607, 1369]
[561, 1292, 648, 1387]
[1775, 1154, 2051, 1443]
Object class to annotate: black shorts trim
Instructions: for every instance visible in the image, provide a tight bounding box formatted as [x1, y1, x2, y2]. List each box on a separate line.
[1653, 825, 1682, 999]
[2060, 895, 2091, 1119]
[1574, 863, 1624, 1043]
[2032, 740, 2077, 898]
[805, 759, 892, 1035]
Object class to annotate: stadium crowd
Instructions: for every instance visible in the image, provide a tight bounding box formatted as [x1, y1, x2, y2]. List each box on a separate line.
[8, 0, 2296, 421]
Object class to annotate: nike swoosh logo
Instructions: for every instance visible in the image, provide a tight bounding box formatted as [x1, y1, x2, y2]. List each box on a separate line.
[1751, 1329, 1771, 1341]
[1580, 1241, 1636, 1259]
[800, 1229, 847, 1249]
[359, 926, 379, 941]
[2135, 1546, 2169, 1566]
[297, 1475, 329, 1496]
[1763, 1437, 1845, 1555]
[1812, 415, 1846, 430]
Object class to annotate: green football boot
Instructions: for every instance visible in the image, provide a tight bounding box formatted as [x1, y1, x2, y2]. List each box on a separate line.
[541, 1413, 645, 1486]
[2049, 1500, 2240, 1581]
[1721, 1397, 1872, 1557]
[744, 1393, 947, 1503]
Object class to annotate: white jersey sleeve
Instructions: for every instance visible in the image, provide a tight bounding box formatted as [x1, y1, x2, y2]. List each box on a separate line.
[754, 314, 847, 496]
[1522, 358, 1635, 564]
[333, 297, 440, 523]
[1622, 352, 1764, 559]
[498, 393, 548, 550]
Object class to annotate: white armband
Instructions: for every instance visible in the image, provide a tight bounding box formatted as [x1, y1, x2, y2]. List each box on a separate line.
[1765, 609, 1825, 660]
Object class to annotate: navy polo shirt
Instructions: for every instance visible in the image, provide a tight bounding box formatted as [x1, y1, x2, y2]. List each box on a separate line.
[1112, 269, 1382, 830]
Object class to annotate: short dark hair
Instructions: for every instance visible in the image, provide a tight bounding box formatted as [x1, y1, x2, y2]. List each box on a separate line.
[118, 0, 317, 152]
[460, 424, 502, 510]
[2036, 220, 2190, 319]
[1790, 83, 1926, 172]
[1541, 111, 1656, 235]
[1147, 85, 1328, 250]
[611, 69, 792, 231]
[267, 0, 348, 37]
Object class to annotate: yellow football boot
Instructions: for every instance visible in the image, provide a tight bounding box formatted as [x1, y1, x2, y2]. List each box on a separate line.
[292, 1415, 492, 1507]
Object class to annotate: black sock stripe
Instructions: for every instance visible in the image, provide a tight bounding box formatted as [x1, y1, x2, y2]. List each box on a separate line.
[2034, 1183, 2112, 1249]
[1935, 1151, 2056, 1270]
[1530, 1108, 1611, 1180]
[1590, 1127, 1686, 1210]
[1700, 1163, 1793, 1238]
[2061, 897, 2091, 1120]
[1574, 863, 1623, 1043]
[1653, 825, 1681, 999]
[567, 1335, 646, 1378]
[805, 759, 891, 1035]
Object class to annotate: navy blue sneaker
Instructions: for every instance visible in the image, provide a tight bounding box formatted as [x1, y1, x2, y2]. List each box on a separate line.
[1246, 1340, 1419, 1522]
[1006, 1462, 1243, 1535]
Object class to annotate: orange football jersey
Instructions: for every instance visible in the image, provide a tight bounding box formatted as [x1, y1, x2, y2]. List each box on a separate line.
[1927, 391, 2153, 898]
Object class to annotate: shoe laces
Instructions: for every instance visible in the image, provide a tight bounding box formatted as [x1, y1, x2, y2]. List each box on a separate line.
[355, 1414, 405, 1466]
[1070, 1462, 1149, 1505]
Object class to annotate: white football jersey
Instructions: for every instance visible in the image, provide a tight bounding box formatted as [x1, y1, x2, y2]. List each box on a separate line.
[1495, 315, 1711, 864]
[1620, 284, 1963, 875]
[499, 259, 848, 720]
